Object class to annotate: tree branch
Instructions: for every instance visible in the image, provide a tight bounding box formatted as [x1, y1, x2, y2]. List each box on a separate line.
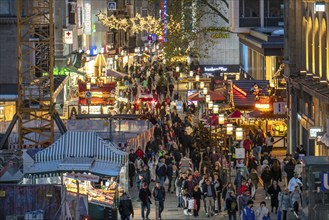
[200, 0, 229, 23]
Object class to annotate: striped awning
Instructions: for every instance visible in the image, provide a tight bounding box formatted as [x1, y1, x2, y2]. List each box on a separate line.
[27, 131, 127, 176]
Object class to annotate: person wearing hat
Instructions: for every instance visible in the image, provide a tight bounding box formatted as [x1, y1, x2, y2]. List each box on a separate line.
[288, 172, 303, 192]
[118, 192, 134, 220]
[242, 200, 255, 220]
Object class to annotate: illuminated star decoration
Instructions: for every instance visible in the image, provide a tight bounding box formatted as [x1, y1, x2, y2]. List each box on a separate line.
[96, 11, 162, 35]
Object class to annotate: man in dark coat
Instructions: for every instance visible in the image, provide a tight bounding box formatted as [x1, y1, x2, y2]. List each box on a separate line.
[119, 192, 134, 220]
[153, 181, 166, 219]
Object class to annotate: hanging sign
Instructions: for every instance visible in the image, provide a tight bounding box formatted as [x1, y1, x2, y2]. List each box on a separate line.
[64, 30, 73, 44]
[235, 148, 245, 159]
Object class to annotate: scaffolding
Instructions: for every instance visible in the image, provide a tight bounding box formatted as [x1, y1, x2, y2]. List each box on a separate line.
[16, 0, 54, 148]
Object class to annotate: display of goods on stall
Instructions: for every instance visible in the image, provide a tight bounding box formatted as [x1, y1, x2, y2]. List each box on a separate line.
[65, 178, 124, 207]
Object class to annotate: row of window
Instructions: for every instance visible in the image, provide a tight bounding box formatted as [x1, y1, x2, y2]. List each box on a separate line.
[239, 0, 284, 18]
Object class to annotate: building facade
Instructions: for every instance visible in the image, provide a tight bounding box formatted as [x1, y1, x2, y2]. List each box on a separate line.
[230, 0, 284, 84]
[285, 0, 329, 156]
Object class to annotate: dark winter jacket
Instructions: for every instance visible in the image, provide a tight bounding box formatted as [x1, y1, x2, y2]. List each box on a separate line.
[119, 197, 134, 217]
[153, 185, 166, 201]
[139, 188, 152, 205]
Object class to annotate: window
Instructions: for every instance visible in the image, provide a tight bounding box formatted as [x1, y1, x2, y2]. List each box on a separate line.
[0, 0, 11, 16]
[239, 0, 260, 17]
[264, 0, 283, 17]
[141, 8, 148, 17]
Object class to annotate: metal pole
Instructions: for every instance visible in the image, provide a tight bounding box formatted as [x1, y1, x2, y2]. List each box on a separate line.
[228, 135, 232, 181]
[220, 125, 224, 181]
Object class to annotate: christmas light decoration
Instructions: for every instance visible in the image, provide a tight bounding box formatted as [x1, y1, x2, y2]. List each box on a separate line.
[96, 11, 162, 35]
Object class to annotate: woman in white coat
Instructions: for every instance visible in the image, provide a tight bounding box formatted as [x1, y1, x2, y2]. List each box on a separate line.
[148, 155, 157, 182]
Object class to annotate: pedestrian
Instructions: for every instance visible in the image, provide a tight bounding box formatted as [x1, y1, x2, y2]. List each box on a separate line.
[265, 132, 274, 154]
[242, 200, 255, 220]
[118, 192, 134, 220]
[287, 172, 303, 192]
[192, 184, 202, 217]
[267, 180, 281, 213]
[213, 172, 223, 214]
[261, 165, 272, 199]
[225, 190, 238, 220]
[290, 185, 302, 214]
[284, 158, 296, 182]
[128, 161, 136, 188]
[182, 173, 195, 216]
[139, 182, 152, 220]
[174, 171, 183, 206]
[255, 201, 270, 220]
[202, 177, 216, 217]
[153, 180, 166, 220]
[271, 159, 282, 183]
[278, 188, 291, 220]
[191, 148, 201, 172]
[156, 157, 167, 186]
[238, 190, 251, 217]
[148, 155, 157, 182]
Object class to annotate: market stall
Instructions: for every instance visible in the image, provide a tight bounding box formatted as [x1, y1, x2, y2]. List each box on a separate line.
[25, 131, 127, 219]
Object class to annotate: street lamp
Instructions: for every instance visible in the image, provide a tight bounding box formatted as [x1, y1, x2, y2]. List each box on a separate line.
[203, 87, 208, 95]
[235, 127, 244, 141]
[200, 81, 204, 90]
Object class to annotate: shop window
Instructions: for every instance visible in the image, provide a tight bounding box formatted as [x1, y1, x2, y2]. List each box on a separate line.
[141, 8, 148, 17]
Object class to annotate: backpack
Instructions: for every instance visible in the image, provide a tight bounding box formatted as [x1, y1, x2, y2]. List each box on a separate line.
[157, 164, 167, 177]
[270, 137, 274, 142]
[230, 198, 237, 210]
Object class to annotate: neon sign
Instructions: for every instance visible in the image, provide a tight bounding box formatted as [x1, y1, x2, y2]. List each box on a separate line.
[204, 67, 228, 72]
[84, 2, 91, 35]
[233, 85, 247, 97]
[255, 103, 270, 109]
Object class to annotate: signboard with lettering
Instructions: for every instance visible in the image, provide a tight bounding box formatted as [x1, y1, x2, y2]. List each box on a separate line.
[63, 30, 73, 44]
[205, 27, 230, 39]
[309, 127, 322, 139]
[84, 1, 91, 35]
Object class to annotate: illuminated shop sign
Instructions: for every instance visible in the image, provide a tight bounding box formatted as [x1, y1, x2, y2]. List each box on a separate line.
[204, 67, 228, 72]
[309, 127, 322, 139]
[84, 1, 91, 35]
[255, 103, 270, 109]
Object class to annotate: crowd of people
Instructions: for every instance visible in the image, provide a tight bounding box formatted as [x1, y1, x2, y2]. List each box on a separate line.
[116, 62, 305, 220]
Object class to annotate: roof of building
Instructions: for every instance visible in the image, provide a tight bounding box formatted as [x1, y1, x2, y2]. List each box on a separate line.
[26, 131, 127, 176]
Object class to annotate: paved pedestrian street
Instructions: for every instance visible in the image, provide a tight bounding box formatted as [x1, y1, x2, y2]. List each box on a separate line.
[128, 162, 306, 220]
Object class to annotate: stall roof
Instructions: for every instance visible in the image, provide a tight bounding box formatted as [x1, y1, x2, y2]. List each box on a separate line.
[26, 131, 127, 176]
[232, 80, 269, 109]
[188, 90, 226, 101]
[303, 156, 329, 166]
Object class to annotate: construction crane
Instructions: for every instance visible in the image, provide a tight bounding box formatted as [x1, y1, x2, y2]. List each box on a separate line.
[16, 0, 55, 148]
[0, 0, 66, 150]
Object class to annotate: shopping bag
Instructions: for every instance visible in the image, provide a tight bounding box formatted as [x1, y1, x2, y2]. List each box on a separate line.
[277, 209, 282, 220]
[188, 198, 195, 210]
[214, 198, 219, 211]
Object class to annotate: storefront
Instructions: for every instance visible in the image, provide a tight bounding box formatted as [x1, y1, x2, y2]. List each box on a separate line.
[232, 80, 287, 147]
